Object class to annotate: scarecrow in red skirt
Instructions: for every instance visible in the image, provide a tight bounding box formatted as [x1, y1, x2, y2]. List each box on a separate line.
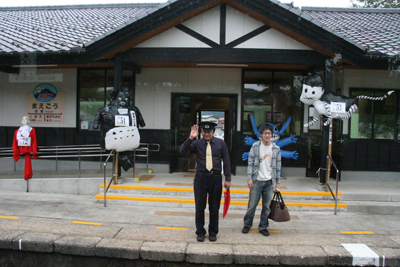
[12, 116, 38, 180]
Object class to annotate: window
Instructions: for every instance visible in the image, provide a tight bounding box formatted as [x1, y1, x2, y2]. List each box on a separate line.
[242, 70, 303, 136]
[78, 69, 133, 131]
[350, 89, 398, 139]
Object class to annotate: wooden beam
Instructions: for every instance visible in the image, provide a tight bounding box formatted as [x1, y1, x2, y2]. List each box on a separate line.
[226, 25, 271, 48]
[175, 24, 219, 48]
[121, 48, 325, 65]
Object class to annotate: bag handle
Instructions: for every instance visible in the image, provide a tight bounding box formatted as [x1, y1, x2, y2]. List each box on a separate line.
[274, 191, 286, 209]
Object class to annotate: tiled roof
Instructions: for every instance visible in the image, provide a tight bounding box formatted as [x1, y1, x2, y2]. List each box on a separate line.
[0, 2, 399, 58]
[0, 3, 160, 53]
[302, 7, 400, 56]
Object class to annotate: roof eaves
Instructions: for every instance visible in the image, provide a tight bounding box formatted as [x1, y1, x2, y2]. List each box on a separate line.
[83, 2, 168, 47]
[301, 6, 400, 13]
[292, 7, 369, 52]
[0, 3, 162, 11]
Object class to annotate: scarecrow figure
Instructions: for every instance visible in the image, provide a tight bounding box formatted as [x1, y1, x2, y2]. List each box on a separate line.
[12, 116, 38, 180]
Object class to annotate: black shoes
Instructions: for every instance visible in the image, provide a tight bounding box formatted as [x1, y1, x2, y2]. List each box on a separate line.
[209, 235, 217, 242]
[260, 229, 270, 236]
[197, 235, 217, 242]
[242, 226, 250, 234]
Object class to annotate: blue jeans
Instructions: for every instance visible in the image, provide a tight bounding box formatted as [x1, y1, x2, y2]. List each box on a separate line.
[193, 172, 222, 236]
[243, 180, 273, 230]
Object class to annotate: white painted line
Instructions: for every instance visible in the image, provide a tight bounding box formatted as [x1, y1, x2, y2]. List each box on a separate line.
[342, 243, 379, 266]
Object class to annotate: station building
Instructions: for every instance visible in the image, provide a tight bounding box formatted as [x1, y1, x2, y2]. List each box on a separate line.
[0, 0, 399, 180]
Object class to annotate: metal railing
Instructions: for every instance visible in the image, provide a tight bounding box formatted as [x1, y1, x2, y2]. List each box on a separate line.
[0, 144, 109, 177]
[103, 150, 115, 207]
[102, 143, 160, 207]
[132, 143, 160, 176]
[317, 155, 340, 215]
[2, 143, 160, 207]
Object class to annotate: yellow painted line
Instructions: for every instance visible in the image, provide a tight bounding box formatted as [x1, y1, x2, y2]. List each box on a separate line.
[95, 194, 346, 207]
[280, 191, 342, 196]
[100, 184, 194, 192]
[269, 230, 280, 233]
[72, 221, 102, 226]
[0, 216, 19, 219]
[249, 230, 280, 233]
[95, 193, 196, 203]
[230, 200, 347, 208]
[156, 226, 188, 231]
[341, 231, 374, 235]
[230, 190, 342, 197]
[99, 185, 341, 196]
[283, 202, 347, 208]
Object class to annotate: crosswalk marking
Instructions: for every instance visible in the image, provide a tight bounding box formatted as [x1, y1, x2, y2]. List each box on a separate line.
[342, 243, 379, 266]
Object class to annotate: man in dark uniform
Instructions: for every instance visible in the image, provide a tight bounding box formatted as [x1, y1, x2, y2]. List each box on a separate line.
[179, 121, 232, 242]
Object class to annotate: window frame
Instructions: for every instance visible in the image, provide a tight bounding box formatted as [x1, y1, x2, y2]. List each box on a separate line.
[241, 68, 305, 136]
[349, 88, 399, 140]
[77, 67, 114, 132]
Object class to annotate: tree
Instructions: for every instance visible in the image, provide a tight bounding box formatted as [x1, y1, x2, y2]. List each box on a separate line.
[351, 0, 400, 8]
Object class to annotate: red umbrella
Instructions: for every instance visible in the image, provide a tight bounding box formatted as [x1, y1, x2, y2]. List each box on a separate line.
[223, 188, 230, 218]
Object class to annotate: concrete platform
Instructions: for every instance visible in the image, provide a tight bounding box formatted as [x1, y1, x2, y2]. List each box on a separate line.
[0, 169, 399, 266]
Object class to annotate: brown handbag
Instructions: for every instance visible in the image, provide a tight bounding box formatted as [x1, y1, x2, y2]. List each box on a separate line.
[269, 191, 290, 222]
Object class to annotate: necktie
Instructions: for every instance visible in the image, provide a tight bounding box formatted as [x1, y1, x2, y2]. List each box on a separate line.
[206, 141, 213, 171]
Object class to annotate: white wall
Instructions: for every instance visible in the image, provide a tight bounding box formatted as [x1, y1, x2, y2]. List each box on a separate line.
[137, 5, 310, 50]
[0, 68, 77, 127]
[135, 68, 242, 130]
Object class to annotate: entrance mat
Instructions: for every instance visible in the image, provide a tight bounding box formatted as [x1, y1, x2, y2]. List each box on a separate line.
[139, 175, 155, 181]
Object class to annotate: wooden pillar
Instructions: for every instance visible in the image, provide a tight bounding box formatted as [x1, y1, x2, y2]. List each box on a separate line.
[114, 54, 123, 179]
[114, 54, 122, 92]
[320, 57, 333, 184]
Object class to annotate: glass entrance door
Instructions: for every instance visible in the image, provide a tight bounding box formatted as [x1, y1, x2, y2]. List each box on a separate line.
[171, 93, 237, 173]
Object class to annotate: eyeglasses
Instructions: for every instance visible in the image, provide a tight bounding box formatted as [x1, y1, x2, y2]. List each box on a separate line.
[261, 132, 272, 136]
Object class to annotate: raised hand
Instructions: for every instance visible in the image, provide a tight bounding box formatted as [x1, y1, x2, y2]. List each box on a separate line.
[189, 124, 199, 140]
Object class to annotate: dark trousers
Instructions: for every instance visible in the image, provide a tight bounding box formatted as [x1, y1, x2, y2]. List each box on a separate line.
[193, 172, 223, 236]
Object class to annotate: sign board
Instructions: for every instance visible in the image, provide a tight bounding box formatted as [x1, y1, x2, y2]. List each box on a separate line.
[331, 102, 346, 119]
[26, 91, 64, 124]
[9, 70, 63, 83]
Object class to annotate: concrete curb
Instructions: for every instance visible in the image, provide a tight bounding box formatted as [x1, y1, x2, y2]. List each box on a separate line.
[12, 232, 61, 253]
[1, 231, 400, 266]
[54, 236, 102, 256]
[96, 238, 142, 259]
